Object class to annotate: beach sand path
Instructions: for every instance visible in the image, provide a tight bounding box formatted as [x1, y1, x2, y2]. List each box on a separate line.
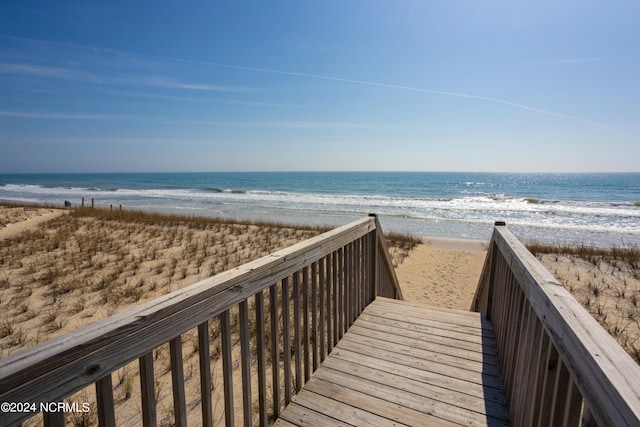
[395, 240, 487, 310]
[0, 207, 67, 240]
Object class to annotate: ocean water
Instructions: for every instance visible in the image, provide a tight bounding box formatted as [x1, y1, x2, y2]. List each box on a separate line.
[1, 172, 639, 247]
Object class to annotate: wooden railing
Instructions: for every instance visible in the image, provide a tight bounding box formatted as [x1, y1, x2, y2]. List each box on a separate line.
[473, 223, 640, 427]
[0, 215, 401, 427]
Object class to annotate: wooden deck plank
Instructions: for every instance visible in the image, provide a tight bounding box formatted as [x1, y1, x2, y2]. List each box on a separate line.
[287, 389, 409, 427]
[304, 378, 456, 427]
[363, 304, 496, 340]
[320, 356, 507, 419]
[338, 331, 503, 379]
[276, 401, 355, 426]
[277, 299, 509, 426]
[360, 303, 493, 336]
[329, 346, 507, 405]
[375, 296, 484, 319]
[356, 312, 496, 349]
[350, 318, 498, 357]
[334, 338, 504, 388]
[374, 297, 492, 327]
[347, 323, 498, 365]
[315, 364, 509, 426]
[272, 419, 300, 427]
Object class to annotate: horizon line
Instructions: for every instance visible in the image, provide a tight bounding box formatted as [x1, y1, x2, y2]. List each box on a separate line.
[2, 170, 640, 175]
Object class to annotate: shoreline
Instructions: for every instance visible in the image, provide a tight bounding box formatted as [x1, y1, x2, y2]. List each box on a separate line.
[6, 202, 636, 250]
[0, 201, 488, 250]
[0, 202, 635, 254]
[3, 169, 640, 249]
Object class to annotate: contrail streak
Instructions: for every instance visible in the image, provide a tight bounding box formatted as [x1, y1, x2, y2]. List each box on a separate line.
[0, 34, 616, 133]
[175, 61, 615, 133]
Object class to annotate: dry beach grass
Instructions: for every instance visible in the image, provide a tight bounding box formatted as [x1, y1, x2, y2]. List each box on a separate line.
[0, 204, 419, 426]
[528, 242, 640, 364]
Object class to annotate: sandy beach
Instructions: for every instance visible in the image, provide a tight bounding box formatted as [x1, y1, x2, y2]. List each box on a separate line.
[395, 239, 487, 310]
[1, 205, 638, 425]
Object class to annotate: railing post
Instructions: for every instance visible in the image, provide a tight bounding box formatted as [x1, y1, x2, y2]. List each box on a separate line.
[221, 310, 235, 426]
[472, 221, 506, 316]
[369, 214, 379, 299]
[96, 374, 116, 427]
[198, 321, 213, 427]
[368, 213, 402, 300]
[139, 352, 157, 427]
[255, 292, 268, 427]
[239, 300, 253, 426]
[168, 337, 187, 427]
[485, 221, 506, 320]
[269, 285, 281, 419]
[43, 411, 65, 427]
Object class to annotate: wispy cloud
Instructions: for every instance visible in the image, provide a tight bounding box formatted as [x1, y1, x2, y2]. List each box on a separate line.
[533, 57, 606, 65]
[0, 33, 250, 93]
[100, 88, 301, 107]
[0, 62, 91, 80]
[0, 34, 616, 133]
[142, 76, 249, 92]
[265, 120, 372, 129]
[0, 60, 248, 92]
[153, 119, 376, 129]
[0, 110, 129, 120]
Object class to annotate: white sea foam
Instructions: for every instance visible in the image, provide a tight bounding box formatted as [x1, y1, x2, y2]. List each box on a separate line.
[2, 182, 639, 245]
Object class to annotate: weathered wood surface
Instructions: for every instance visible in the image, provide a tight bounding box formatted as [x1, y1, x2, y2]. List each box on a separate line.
[474, 224, 640, 427]
[370, 214, 403, 300]
[0, 216, 380, 426]
[275, 298, 509, 427]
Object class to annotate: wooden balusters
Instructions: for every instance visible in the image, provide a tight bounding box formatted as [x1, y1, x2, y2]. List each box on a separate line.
[0, 216, 407, 427]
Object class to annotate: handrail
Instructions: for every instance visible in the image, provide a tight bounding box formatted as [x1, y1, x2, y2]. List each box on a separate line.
[0, 215, 399, 426]
[370, 214, 403, 300]
[473, 223, 640, 427]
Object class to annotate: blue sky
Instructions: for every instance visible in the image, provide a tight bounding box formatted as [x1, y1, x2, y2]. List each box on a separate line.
[1, 1, 639, 173]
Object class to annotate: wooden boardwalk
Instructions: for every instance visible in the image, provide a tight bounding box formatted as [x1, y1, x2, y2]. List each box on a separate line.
[6, 218, 637, 427]
[275, 297, 510, 426]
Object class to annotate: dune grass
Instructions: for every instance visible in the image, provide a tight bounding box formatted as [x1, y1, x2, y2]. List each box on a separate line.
[1, 205, 421, 425]
[3, 206, 417, 353]
[527, 241, 640, 270]
[527, 241, 640, 363]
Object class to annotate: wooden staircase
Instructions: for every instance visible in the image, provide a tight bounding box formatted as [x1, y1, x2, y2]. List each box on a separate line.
[275, 297, 509, 426]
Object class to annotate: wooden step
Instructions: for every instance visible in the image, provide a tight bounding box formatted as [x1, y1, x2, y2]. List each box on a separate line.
[276, 298, 510, 426]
